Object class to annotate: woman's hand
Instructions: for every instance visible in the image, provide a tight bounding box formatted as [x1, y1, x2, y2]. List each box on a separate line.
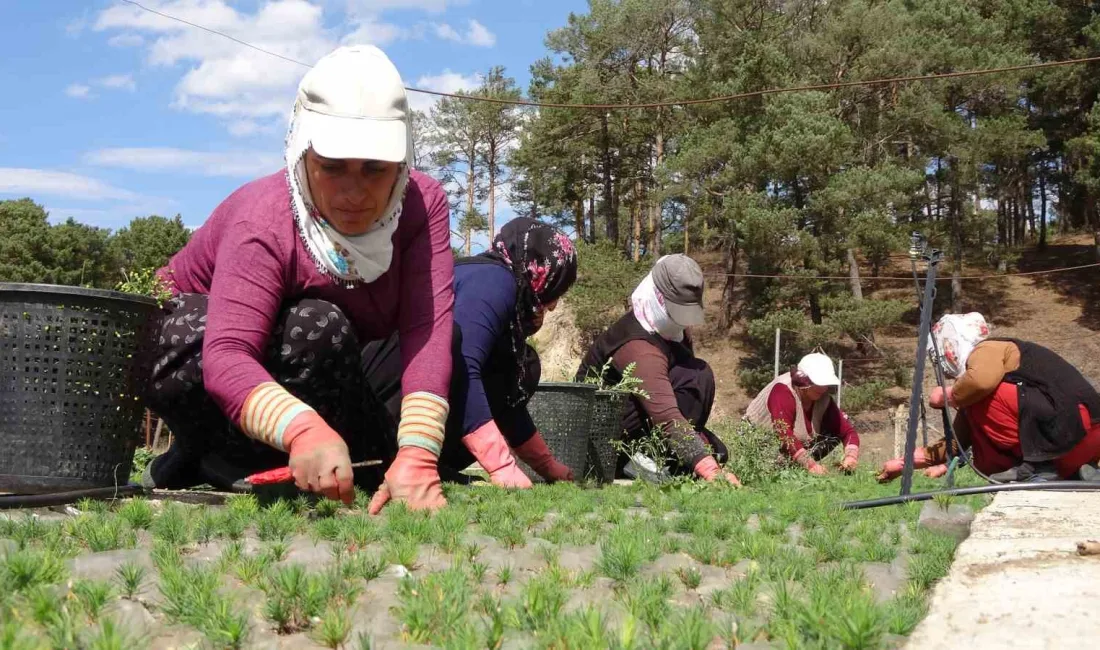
[876, 447, 939, 483]
[284, 412, 355, 505]
[929, 386, 955, 410]
[368, 446, 446, 514]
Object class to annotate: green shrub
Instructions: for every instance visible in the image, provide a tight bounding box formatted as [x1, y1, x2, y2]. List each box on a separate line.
[570, 241, 648, 343]
[712, 420, 784, 485]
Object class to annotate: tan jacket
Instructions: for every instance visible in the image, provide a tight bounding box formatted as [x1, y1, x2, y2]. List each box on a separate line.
[744, 372, 830, 443]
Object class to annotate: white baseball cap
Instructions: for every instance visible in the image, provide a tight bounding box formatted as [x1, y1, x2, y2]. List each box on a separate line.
[294, 45, 409, 163]
[797, 352, 840, 387]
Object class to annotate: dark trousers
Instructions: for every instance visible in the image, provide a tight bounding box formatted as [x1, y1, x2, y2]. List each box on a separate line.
[620, 357, 728, 475]
[361, 325, 540, 479]
[144, 294, 390, 491]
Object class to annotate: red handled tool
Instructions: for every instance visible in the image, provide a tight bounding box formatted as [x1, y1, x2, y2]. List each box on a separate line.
[232, 460, 383, 491]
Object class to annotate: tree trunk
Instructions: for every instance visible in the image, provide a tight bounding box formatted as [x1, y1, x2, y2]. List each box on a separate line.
[488, 167, 496, 240]
[950, 161, 963, 311]
[683, 204, 690, 255]
[1039, 163, 1048, 250]
[721, 235, 739, 329]
[465, 164, 475, 256]
[588, 192, 596, 244]
[631, 182, 642, 262]
[601, 114, 617, 244]
[574, 197, 585, 242]
[649, 131, 664, 257]
[847, 248, 863, 301]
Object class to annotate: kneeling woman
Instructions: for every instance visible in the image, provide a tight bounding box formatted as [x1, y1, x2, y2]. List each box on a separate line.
[361, 217, 578, 486]
[143, 46, 454, 512]
[743, 352, 862, 475]
[878, 313, 1100, 483]
[576, 255, 739, 485]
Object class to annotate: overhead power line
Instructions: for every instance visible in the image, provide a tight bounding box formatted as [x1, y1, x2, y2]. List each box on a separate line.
[122, 0, 1100, 110]
[708, 261, 1100, 281]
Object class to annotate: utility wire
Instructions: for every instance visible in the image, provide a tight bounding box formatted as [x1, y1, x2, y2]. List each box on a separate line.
[120, 0, 1100, 110]
[705, 261, 1100, 281]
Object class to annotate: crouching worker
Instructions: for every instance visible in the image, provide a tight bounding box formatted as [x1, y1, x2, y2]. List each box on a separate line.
[576, 255, 740, 485]
[743, 353, 861, 475]
[877, 313, 1100, 483]
[361, 218, 578, 487]
[142, 46, 454, 513]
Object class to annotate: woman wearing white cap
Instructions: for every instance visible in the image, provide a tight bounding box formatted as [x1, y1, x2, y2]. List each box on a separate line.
[143, 46, 454, 514]
[877, 312, 1100, 483]
[743, 352, 862, 475]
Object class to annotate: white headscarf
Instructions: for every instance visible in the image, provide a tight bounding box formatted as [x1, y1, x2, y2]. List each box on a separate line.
[284, 99, 412, 287]
[632, 262, 685, 342]
[929, 312, 991, 378]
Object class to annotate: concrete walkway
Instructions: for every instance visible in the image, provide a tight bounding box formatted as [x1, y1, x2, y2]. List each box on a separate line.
[906, 490, 1100, 649]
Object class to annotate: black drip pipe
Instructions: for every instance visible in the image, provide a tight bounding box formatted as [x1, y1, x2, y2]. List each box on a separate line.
[0, 484, 144, 510]
[842, 481, 1100, 510]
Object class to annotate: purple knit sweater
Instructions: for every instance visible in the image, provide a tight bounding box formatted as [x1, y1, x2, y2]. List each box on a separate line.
[159, 169, 454, 424]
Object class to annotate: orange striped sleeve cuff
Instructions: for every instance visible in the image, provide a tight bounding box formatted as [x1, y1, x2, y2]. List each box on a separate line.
[396, 391, 449, 457]
[239, 382, 314, 451]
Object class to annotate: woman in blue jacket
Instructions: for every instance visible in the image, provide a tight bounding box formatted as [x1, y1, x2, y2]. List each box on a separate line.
[362, 217, 579, 487]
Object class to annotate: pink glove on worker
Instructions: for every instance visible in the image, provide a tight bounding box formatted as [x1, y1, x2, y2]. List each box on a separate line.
[463, 421, 533, 488]
[876, 447, 946, 482]
[283, 411, 355, 505]
[694, 456, 742, 486]
[793, 448, 827, 476]
[514, 432, 574, 483]
[368, 446, 446, 515]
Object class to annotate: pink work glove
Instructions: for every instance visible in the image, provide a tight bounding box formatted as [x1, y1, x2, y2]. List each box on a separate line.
[793, 448, 827, 476]
[838, 444, 860, 473]
[283, 411, 354, 505]
[463, 421, 533, 488]
[514, 432, 574, 483]
[876, 447, 946, 482]
[368, 446, 446, 515]
[694, 456, 742, 486]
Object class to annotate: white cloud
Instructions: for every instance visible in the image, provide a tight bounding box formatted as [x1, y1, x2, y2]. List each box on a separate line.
[108, 33, 146, 47]
[409, 70, 480, 113]
[342, 17, 412, 46]
[431, 19, 495, 47]
[65, 84, 92, 99]
[344, 0, 462, 14]
[0, 169, 139, 201]
[465, 20, 495, 47]
[432, 23, 462, 42]
[98, 74, 137, 91]
[85, 147, 283, 177]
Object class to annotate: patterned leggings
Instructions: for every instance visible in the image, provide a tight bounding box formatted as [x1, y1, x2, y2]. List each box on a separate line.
[144, 293, 391, 490]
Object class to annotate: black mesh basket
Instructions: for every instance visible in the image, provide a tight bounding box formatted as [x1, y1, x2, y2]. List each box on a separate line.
[519, 382, 597, 483]
[0, 283, 160, 493]
[584, 390, 628, 483]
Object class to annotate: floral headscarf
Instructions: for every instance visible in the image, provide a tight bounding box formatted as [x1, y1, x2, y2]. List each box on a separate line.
[929, 312, 991, 378]
[473, 217, 578, 405]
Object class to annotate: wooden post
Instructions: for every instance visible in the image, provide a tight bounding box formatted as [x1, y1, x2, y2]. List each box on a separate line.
[836, 359, 844, 409]
[144, 409, 152, 448]
[774, 328, 781, 378]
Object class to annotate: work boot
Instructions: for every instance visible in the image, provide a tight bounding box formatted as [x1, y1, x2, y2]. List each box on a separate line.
[990, 461, 1057, 483]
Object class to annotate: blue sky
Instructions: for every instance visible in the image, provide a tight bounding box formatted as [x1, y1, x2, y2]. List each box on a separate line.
[0, 0, 586, 250]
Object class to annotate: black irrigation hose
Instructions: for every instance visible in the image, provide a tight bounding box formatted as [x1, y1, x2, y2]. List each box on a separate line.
[0, 484, 144, 510]
[842, 481, 1100, 510]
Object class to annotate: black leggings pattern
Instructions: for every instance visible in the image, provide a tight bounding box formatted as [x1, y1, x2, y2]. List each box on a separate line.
[145, 293, 389, 490]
